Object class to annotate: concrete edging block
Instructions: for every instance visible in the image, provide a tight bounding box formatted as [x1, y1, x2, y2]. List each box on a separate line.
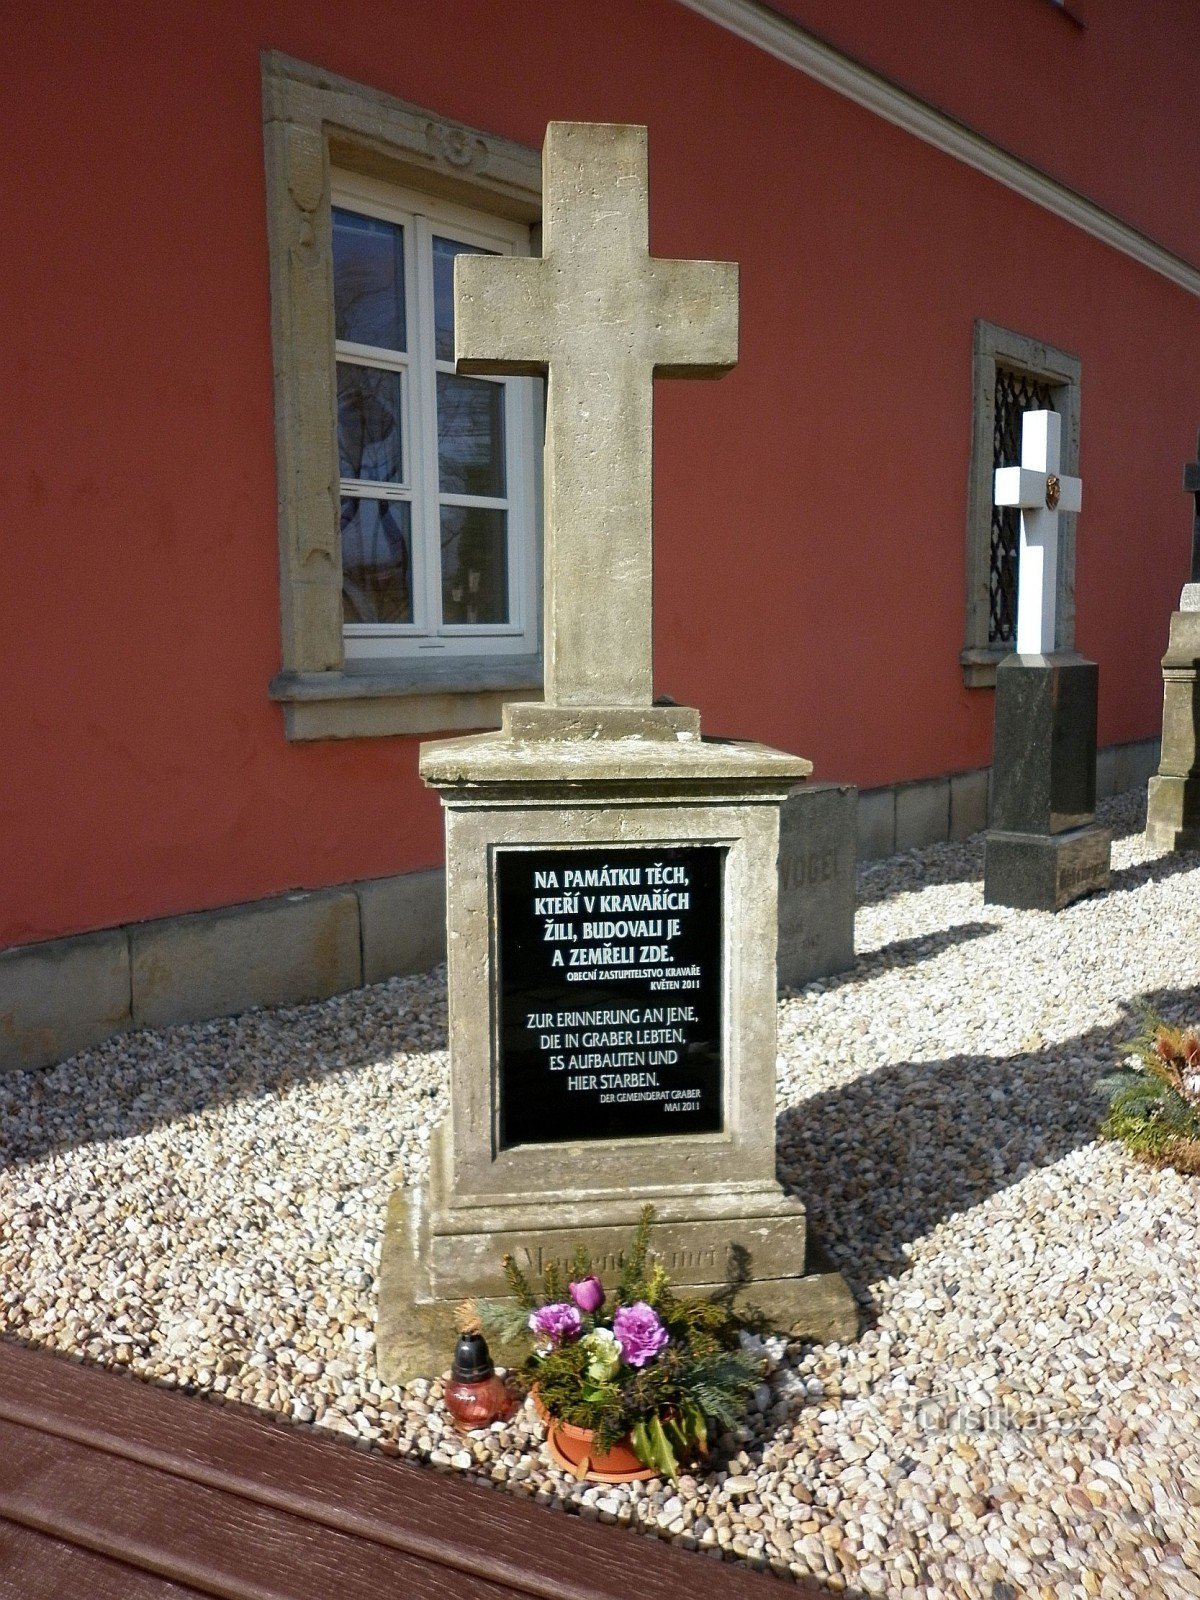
[950, 768, 991, 840]
[130, 890, 362, 1031]
[895, 776, 951, 852]
[359, 868, 447, 984]
[0, 929, 131, 1073]
[1095, 746, 1117, 801]
[856, 787, 896, 862]
[1113, 737, 1160, 795]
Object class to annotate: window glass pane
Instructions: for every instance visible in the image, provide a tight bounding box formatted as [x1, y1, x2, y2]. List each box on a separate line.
[437, 373, 505, 497]
[441, 506, 508, 624]
[332, 208, 406, 351]
[433, 235, 492, 361]
[341, 497, 413, 624]
[337, 363, 403, 484]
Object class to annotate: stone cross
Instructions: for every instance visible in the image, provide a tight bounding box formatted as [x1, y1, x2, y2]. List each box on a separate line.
[994, 408, 1082, 656]
[454, 121, 738, 709]
[1182, 431, 1200, 599]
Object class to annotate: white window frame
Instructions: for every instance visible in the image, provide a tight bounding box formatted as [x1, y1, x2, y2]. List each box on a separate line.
[333, 172, 539, 662]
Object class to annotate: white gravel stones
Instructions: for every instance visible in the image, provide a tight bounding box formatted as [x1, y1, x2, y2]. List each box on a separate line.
[2, 790, 1199, 1598]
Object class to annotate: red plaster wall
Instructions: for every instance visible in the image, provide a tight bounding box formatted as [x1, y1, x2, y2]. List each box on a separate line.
[771, 0, 1200, 268]
[1, 0, 1196, 947]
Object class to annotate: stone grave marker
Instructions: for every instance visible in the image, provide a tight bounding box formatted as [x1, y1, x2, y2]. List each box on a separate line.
[777, 782, 856, 989]
[375, 121, 856, 1380]
[984, 409, 1112, 909]
[1146, 430, 1200, 850]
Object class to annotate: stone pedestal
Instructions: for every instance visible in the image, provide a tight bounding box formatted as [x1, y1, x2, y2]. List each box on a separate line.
[984, 651, 1111, 910]
[1146, 605, 1200, 851]
[375, 730, 859, 1382]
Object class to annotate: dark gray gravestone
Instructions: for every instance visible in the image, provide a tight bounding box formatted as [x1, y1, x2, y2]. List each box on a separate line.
[985, 653, 1111, 909]
[777, 782, 856, 988]
[984, 408, 1110, 910]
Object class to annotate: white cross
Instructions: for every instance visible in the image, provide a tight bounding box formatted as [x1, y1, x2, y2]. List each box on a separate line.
[994, 409, 1082, 657]
[453, 122, 737, 709]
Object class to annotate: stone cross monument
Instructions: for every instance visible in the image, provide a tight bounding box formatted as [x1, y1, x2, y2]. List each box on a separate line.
[375, 122, 856, 1380]
[1146, 430, 1200, 850]
[456, 121, 736, 723]
[985, 409, 1111, 910]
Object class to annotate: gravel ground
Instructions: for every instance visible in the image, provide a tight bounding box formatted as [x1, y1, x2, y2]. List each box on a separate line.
[2, 788, 1199, 1599]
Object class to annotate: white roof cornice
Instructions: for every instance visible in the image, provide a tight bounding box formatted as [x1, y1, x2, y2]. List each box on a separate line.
[674, 0, 1200, 300]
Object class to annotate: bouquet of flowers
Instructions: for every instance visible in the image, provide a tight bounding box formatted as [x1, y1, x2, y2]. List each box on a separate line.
[472, 1207, 764, 1480]
[1097, 1009, 1200, 1174]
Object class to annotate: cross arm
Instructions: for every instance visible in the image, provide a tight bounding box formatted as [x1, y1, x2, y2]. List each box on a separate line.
[995, 465, 1082, 513]
[454, 254, 550, 377]
[646, 259, 739, 377]
[995, 466, 1050, 508]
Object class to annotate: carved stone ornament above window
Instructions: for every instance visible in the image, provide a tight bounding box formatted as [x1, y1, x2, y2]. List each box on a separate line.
[260, 53, 544, 739]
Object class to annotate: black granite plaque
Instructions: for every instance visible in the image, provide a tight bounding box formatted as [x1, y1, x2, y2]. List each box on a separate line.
[496, 844, 724, 1148]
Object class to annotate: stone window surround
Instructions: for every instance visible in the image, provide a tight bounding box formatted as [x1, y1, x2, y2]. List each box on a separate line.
[261, 52, 545, 739]
[961, 319, 1081, 688]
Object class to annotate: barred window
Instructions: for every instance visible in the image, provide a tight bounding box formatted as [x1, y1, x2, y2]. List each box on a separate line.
[989, 368, 1055, 648]
[961, 322, 1080, 687]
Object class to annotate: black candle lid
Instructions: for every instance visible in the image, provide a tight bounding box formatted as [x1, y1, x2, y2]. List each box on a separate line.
[451, 1330, 494, 1382]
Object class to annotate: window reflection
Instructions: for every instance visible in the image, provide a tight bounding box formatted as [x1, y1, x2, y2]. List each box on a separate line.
[337, 364, 403, 483]
[437, 373, 504, 497]
[441, 505, 508, 624]
[341, 497, 413, 624]
[332, 209, 406, 351]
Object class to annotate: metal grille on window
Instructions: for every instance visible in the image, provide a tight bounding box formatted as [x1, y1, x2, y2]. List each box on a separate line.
[990, 367, 1055, 646]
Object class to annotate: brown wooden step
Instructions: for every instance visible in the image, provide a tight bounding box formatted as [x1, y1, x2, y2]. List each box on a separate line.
[0, 1339, 830, 1599]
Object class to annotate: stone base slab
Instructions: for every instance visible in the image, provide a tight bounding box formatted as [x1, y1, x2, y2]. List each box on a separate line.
[404, 1127, 814, 1302]
[984, 823, 1112, 910]
[424, 1197, 811, 1302]
[376, 1186, 858, 1383]
[502, 702, 701, 741]
[1146, 775, 1200, 851]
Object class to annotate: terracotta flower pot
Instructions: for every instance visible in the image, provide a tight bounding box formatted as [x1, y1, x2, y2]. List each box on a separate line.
[531, 1386, 656, 1483]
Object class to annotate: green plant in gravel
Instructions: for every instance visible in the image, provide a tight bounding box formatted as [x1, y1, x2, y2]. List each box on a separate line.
[1096, 1009, 1200, 1174]
[471, 1206, 764, 1480]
